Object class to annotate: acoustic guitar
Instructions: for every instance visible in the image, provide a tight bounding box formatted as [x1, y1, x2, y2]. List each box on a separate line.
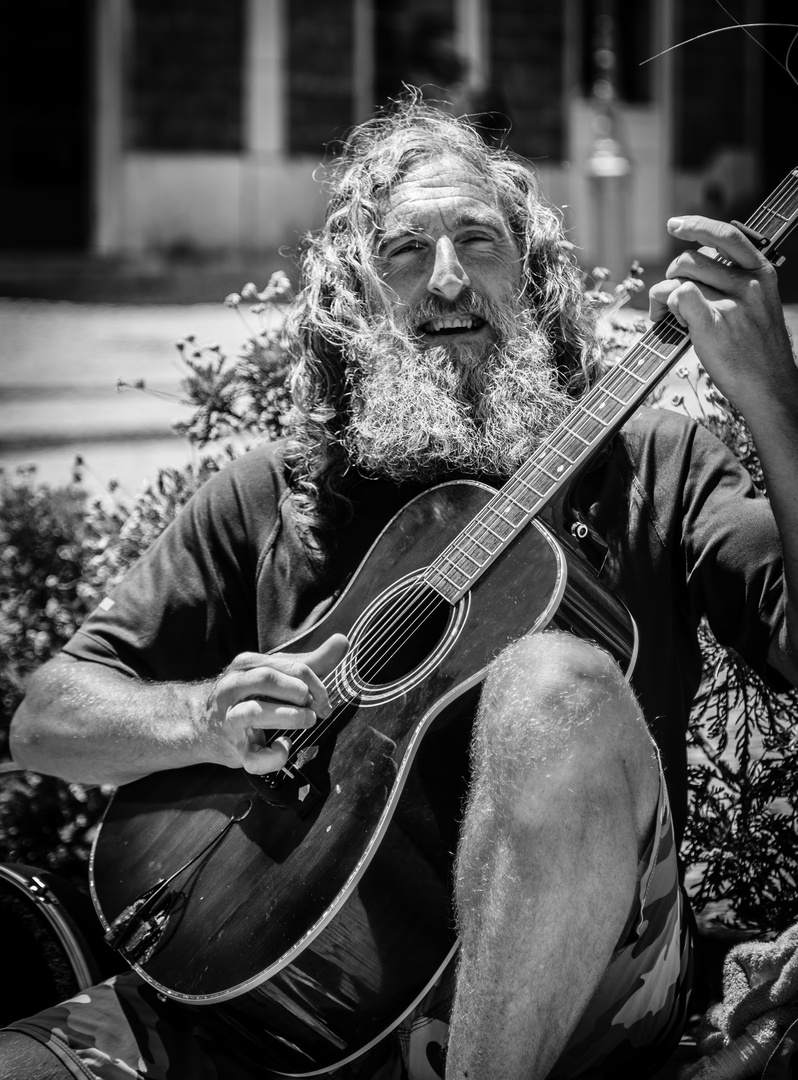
[90, 171, 798, 1076]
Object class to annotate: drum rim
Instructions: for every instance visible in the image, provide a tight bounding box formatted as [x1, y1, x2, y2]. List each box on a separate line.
[0, 863, 96, 990]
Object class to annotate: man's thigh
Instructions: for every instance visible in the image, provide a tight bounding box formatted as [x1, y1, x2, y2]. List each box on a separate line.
[398, 759, 693, 1080]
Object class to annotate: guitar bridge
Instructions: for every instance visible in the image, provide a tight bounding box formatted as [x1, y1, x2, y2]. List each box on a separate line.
[246, 763, 325, 817]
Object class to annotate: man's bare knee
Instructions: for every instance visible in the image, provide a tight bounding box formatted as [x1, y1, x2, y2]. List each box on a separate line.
[480, 631, 636, 748]
[473, 630, 658, 837]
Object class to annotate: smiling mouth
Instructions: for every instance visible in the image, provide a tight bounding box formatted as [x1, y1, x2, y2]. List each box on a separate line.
[420, 314, 487, 336]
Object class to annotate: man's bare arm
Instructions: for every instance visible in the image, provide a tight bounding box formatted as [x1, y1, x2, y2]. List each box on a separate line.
[9, 635, 349, 786]
[649, 216, 798, 687]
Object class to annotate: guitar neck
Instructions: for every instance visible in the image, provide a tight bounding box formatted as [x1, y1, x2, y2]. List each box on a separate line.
[425, 167, 798, 604]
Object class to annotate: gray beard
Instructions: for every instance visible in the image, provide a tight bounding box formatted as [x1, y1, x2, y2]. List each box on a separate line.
[342, 308, 575, 484]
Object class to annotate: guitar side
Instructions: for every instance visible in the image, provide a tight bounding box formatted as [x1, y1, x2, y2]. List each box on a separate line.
[90, 479, 635, 1075]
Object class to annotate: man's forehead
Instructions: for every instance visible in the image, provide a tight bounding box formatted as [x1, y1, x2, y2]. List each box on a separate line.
[379, 155, 509, 232]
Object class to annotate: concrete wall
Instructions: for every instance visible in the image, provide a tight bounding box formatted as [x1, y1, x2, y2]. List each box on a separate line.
[119, 154, 328, 254]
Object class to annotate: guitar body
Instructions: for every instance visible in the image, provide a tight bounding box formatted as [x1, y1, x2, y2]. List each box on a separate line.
[90, 479, 636, 1076]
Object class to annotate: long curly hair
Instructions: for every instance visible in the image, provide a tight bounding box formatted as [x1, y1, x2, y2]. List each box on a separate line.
[283, 100, 601, 542]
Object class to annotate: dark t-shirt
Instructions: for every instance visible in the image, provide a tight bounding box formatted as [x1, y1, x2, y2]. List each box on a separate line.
[63, 407, 785, 841]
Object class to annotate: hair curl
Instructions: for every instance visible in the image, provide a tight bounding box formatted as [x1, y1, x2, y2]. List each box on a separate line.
[283, 100, 601, 543]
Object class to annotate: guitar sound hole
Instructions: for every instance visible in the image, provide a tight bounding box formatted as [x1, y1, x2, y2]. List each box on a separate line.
[350, 583, 451, 689]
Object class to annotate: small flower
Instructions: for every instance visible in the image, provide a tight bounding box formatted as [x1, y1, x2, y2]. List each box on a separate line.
[675, 365, 691, 379]
[670, 392, 685, 407]
[257, 271, 292, 303]
[241, 282, 259, 299]
[224, 293, 242, 308]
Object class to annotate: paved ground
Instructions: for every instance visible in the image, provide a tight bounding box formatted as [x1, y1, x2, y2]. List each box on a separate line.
[0, 296, 269, 497]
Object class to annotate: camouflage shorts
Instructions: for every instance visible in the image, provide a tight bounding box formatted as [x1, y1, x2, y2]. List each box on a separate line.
[6, 768, 691, 1080]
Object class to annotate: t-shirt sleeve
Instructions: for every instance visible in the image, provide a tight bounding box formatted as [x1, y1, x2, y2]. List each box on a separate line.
[680, 420, 785, 681]
[62, 448, 284, 682]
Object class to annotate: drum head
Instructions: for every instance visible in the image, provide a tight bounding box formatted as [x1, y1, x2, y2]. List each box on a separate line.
[0, 863, 122, 1026]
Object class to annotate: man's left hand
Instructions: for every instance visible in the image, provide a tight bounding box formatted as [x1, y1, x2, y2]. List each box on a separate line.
[648, 215, 796, 417]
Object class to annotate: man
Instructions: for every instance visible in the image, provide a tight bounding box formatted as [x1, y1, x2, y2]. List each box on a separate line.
[4, 103, 798, 1079]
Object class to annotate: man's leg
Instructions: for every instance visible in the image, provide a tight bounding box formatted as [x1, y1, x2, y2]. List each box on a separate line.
[446, 630, 661, 1079]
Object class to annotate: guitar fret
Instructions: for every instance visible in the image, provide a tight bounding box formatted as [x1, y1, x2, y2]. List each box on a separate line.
[493, 506, 516, 527]
[446, 546, 482, 571]
[579, 404, 609, 426]
[435, 562, 470, 588]
[516, 475, 547, 499]
[503, 491, 528, 513]
[552, 446, 576, 465]
[620, 366, 648, 385]
[477, 518, 506, 541]
[466, 532, 493, 555]
[636, 342, 677, 364]
[601, 387, 627, 405]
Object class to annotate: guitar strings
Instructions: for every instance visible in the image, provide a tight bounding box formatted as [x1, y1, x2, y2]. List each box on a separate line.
[272, 175, 798, 767]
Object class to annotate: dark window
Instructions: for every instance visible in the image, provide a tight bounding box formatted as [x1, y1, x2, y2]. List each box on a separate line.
[673, 0, 751, 169]
[130, 0, 244, 152]
[490, 0, 568, 159]
[0, 0, 92, 248]
[287, 1, 357, 157]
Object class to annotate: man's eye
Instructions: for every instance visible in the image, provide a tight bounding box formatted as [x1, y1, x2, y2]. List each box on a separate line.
[390, 239, 423, 256]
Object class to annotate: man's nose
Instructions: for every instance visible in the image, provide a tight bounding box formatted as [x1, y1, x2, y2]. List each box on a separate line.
[427, 237, 470, 301]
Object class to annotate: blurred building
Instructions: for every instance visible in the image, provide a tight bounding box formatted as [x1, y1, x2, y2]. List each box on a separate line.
[0, 0, 793, 273]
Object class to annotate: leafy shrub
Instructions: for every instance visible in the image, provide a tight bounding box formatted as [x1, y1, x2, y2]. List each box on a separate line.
[0, 459, 225, 880]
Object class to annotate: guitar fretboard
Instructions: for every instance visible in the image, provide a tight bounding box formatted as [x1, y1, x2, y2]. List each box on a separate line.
[424, 167, 798, 604]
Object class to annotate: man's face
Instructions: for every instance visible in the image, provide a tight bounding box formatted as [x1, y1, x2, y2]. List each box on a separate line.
[375, 155, 523, 353]
[340, 154, 573, 484]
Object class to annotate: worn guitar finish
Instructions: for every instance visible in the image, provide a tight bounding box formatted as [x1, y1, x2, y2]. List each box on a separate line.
[90, 170, 798, 1076]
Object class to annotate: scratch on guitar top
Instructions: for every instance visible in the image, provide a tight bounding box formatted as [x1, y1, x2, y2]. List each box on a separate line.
[368, 728, 398, 753]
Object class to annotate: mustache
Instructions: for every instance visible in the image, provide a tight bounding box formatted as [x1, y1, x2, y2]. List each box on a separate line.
[407, 289, 516, 335]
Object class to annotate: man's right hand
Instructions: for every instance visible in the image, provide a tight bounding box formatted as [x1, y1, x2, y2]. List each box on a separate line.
[205, 634, 349, 774]
[10, 634, 350, 787]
